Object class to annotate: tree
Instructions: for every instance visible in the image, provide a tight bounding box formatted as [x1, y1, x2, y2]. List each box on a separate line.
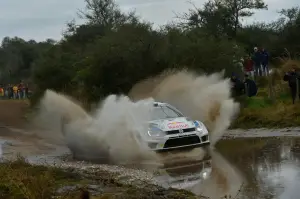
[78, 0, 137, 27]
[182, 0, 267, 38]
[220, 0, 268, 37]
[278, 7, 300, 54]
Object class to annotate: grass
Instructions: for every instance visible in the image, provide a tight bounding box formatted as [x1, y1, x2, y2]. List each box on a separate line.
[0, 157, 199, 199]
[233, 91, 300, 129]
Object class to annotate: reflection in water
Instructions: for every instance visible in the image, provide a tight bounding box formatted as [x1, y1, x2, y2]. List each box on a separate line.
[155, 158, 212, 189]
[149, 148, 245, 198]
[189, 149, 245, 198]
[217, 137, 300, 199]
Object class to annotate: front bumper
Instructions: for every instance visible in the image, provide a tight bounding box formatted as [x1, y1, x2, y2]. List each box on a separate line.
[145, 132, 210, 152]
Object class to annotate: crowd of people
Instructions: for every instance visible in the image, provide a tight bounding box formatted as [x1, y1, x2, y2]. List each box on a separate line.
[242, 47, 270, 79]
[230, 73, 257, 98]
[230, 46, 268, 98]
[0, 82, 31, 99]
[230, 46, 300, 104]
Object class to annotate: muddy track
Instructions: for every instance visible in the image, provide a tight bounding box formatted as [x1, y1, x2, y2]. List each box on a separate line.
[0, 100, 30, 128]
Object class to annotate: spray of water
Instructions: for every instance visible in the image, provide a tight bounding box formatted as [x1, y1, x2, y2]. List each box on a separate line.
[33, 70, 239, 164]
[129, 69, 240, 146]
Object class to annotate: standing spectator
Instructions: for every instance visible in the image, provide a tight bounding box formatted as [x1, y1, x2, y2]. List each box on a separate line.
[18, 82, 24, 99]
[24, 84, 29, 99]
[8, 84, 13, 99]
[244, 74, 257, 97]
[0, 85, 4, 99]
[243, 55, 254, 79]
[283, 67, 300, 104]
[261, 48, 269, 76]
[13, 84, 18, 99]
[4, 85, 9, 99]
[252, 47, 262, 77]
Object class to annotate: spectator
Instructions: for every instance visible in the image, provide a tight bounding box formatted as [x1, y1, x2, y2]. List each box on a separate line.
[18, 82, 24, 99]
[0, 85, 4, 99]
[13, 84, 18, 99]
[261, 48, 269, 76]
[283, 67, 300, 104]
[244, 74, 257, 97]
[252, 47, 262, 77]
[8, 84, 13, 99]
[4, 85, 9, 99]
[230, 73, 245, 96]
[243, 55, 254, 79]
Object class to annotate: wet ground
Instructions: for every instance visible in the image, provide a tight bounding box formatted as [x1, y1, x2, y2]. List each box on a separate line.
[1, 127, 300, 199]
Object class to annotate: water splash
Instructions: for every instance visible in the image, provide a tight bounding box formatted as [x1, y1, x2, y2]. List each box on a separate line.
[33, 70, 239, 163]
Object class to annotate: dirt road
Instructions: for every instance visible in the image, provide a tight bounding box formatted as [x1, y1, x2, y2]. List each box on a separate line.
[0, 100, 30, 128]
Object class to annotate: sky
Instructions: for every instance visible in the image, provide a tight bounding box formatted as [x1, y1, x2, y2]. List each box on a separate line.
[0, 0, 298, 42]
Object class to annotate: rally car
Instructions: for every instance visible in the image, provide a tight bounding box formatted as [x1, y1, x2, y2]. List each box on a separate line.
[141, 102, 210, 151]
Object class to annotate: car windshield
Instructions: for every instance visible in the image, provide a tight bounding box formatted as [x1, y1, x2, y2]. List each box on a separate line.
[151, 106, 182, 120]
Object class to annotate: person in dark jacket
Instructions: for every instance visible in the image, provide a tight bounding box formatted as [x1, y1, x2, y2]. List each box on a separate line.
[261, 48, 269, 76]
[283, 67, 300, 104]
[230, 73, 245, 96]
[244, 74, 257, 97]
[252, 47, 262, 77]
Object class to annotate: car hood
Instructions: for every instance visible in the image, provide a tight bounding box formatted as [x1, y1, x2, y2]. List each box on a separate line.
[149, 117, 196, 131]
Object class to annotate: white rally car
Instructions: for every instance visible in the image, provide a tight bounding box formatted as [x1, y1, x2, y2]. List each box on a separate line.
[142, 102, 210, 151]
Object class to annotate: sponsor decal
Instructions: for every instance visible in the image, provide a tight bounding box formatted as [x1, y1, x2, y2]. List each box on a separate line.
[167, 121, 188, 129]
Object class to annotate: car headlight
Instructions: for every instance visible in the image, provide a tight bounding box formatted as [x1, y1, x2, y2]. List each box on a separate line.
[194, 120, 204, 130]
[194, 121, 208, 134]
[147, 125, 166, 137]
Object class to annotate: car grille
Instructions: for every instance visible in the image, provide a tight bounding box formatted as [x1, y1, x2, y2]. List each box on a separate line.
[164, 135, 200, 148]
[166, 127, 196, 135]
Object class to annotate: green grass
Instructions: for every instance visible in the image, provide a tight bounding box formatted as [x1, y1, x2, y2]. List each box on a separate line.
[233, 90, 300, 129]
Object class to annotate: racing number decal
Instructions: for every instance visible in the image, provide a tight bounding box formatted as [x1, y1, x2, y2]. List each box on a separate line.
[167, 122, 188, 129]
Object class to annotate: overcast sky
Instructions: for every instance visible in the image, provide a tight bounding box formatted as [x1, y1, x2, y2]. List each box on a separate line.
[0, 0, 298, 42]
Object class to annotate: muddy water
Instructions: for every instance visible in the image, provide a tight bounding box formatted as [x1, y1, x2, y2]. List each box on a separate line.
[1, 127, 300, 199]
